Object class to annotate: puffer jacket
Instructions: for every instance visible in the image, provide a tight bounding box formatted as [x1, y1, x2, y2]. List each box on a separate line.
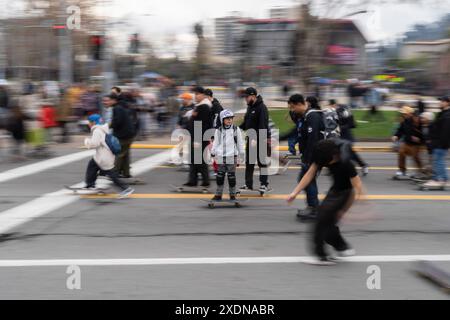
[84, 124, 115, 171]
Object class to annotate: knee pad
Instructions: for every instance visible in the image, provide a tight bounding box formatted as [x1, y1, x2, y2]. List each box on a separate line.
[216, 172, 225, 185]
[228, 172, 236, 187]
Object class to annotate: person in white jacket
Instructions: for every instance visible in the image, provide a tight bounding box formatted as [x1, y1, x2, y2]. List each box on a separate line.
[211, 110, 245, 201]
[84, 114, 134, 198]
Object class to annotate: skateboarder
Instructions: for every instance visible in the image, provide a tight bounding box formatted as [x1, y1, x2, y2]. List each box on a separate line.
[287, 139, 365, 265]
[83, 114, 134, 198]
[211, 110, 245, 201]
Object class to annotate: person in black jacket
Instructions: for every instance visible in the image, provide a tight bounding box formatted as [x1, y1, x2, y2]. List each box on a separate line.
[104, 93, 135, 178]
[288, 94, 324, 220]
[184, 86, 213, 187]
[423, 96, 450, 188]
[392, 106, 424, 178]
[205, 89, 223, 129]
[239, 87, 271, 192]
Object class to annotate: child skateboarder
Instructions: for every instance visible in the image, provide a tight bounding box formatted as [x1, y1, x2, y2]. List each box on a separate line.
[84, 114, 134, 198]
[287, 139, 365, 265]
[211, 110, 245, 201]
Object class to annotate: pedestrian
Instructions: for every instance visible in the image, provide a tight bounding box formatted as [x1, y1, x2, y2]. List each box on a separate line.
[211, 110, 245, 201]
[83, 114, 134, 198]
[183, 86, 212, 188]
[392, 106, 425, 179]
[205, 89, 223, 129]
[287, 139, 365, 265]
[104, 93, 135, 179]
[239, 87, 271, 193]
[288, 94, 324, 220]
[177, 93, 195, 130]
[419, 111, 435, 179]
[5, 99, 30, 161]
[329, 99, 369, 176]
[422, 96, 450, 188]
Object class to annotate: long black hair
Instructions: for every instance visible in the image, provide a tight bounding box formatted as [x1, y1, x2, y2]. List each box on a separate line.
[306, 96, 321, 110]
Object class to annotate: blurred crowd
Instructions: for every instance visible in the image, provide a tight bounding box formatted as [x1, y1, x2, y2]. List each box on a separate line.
[0, 80, 182, 161]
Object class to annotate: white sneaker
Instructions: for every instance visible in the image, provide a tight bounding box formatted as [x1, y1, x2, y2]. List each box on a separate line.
[118, 187, 134, 199]
[306, 257, 337, 266]
[362, 166, 369, 176]
[336, 248, 356, 258]
[395, 171, 407, 177]
[423, 180, 445, 188]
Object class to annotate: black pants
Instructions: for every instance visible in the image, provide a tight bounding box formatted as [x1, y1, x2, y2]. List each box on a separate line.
[188, 164, 210, 186]
[313, 188, 354, 258]
[86, 159, 128, 191]
[245, 142, 269, 189]
[351, 149, 367, 168]
[115, 138, 133, 177]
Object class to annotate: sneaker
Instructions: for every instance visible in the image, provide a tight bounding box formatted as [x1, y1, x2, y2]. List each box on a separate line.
[336, 248, 356, 258]
[395, 171, 408, 177]
[423, 180, 446, 188]
[229, 195, 237, 201]
[183, 183, 197, 187]
[362, 166, 369, 176]
[212, 195, 222, 201]
[239, 185, 253, 191]
[259, 185, 271, 193]
[201, 183, 211, 188]
[307, 256, 337, 266]
[118, 187, 134, 199]
[297, 206, 317, 219]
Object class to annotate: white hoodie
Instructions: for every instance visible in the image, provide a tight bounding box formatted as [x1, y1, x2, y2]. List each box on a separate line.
[211, 125, 245, 159]
[84, 124, 115, 171]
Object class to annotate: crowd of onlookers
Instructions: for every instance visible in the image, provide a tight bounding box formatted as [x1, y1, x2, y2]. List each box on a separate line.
[0, 81, 181, 161]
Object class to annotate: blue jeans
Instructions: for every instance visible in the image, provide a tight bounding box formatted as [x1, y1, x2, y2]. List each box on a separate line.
[288, 133, 299, 155]
[298, 163, 319, 208]
[432, 149, 448, 182]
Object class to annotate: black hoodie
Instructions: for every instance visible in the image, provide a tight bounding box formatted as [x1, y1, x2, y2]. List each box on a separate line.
[240, 95, 270, 139]
[430, 108, 450, 150]
[210, 98, 223, 129]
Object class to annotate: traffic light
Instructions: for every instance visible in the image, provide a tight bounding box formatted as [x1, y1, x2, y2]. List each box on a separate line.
[90, 35, 104, 60]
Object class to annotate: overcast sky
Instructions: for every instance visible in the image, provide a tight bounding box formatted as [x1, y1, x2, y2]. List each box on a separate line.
[95, 0, 450, 58]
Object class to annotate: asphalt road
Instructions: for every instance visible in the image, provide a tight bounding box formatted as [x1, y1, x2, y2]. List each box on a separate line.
[0, 147, 449, 300]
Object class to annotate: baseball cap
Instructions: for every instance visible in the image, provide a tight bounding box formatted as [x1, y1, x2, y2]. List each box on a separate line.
[243, 87, 257, 97]
[204, 89, 213, 97]
[179, 92, 193, 100]
[192, 86, 206, 94]
[438, 96, 449, 103]
[88, 114, 103, 125]
[400, 106, 414, 115]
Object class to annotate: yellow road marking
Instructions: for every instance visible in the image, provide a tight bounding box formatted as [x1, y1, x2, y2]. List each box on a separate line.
[82, 194, 450, 201]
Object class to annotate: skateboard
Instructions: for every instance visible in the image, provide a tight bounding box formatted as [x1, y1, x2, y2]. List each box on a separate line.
[201, 198, 248, 209]
[417, 183, 448, 191]
[237, 187, 273, 197]
[414, 261, 450, 293]
[170, 185, 211, 194]
[101, 176, 146, 185]
[392, 175, 411, 181]
[64, 186, 110, 195]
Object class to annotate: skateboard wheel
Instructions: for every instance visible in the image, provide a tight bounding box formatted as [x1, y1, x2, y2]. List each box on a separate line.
[208, 203, 214, 209]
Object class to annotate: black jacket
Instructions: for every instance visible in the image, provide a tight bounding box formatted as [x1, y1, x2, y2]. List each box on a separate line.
[178, 104, 195, 129]
[210, 98, 223, 129]
[110, 103, 135, 140]
[430, 108, 450, 150]
[187, 100, 212, 140]
[240, 95, 270, 139]
[299, 109, 325, 164]
[395, 117, 423, 146]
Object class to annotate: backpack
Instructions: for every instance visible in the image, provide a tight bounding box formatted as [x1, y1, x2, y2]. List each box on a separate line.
[305, 109, 340, 140]
[322, 108, 341, 139]
[105, 133, 121, 155]
[336, 104, 356, 129]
